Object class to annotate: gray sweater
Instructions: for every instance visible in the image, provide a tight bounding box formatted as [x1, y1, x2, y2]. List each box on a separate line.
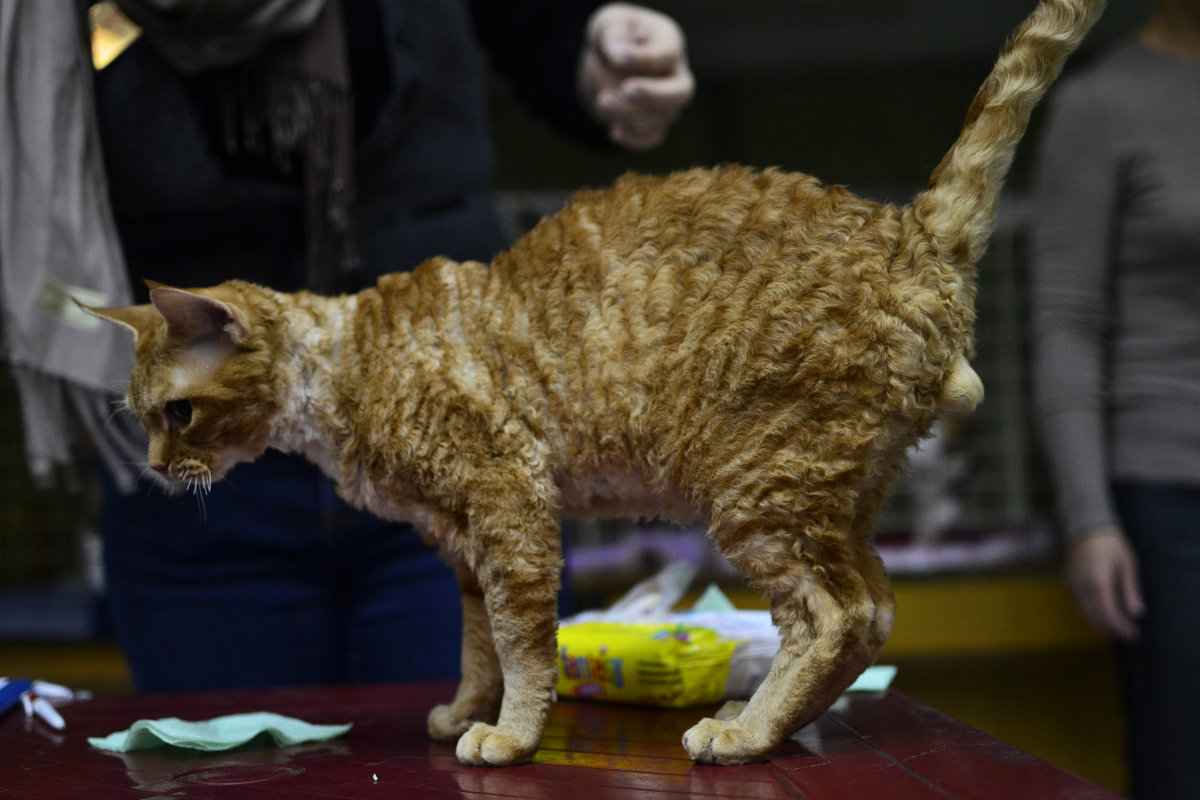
[1031, 39, 1200, 541]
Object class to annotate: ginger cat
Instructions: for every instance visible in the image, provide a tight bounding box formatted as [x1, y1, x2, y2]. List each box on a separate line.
[88, 0, 1103, 767]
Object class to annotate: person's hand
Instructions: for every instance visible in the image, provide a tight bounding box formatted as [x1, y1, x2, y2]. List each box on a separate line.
[1065, 525, 1145, 642]
[579, 3, 694, 150]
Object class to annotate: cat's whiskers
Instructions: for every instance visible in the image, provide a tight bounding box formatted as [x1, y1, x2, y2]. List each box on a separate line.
[165, 459, 213, 521]
[191, 478, 208, 521]
[104, 405, 129, 429]
[194, 465, 213, 521]
[169, 459, 213, 498]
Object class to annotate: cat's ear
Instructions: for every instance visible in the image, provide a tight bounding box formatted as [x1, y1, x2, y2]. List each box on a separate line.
[149, 287, 249, 345]
[77, 302, 160, 343]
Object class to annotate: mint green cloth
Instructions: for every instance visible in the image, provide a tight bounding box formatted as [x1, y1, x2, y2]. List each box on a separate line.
[88, 712, 352, 752]
[846, 665, 898, 693]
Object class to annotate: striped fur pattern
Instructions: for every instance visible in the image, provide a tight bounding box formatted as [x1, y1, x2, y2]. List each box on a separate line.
[89, 0, 1103, 767]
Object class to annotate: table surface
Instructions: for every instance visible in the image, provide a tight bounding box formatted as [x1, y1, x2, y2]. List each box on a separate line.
[1, 682, 1121, 799]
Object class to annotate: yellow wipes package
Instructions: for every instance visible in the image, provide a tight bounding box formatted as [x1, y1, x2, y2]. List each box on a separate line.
[556, 621, 737, 707]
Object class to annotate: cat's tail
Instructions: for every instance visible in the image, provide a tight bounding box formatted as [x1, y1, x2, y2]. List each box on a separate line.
[913, 0, 1104, 272]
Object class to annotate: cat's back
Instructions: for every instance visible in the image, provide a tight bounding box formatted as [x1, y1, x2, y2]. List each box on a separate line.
[490, 165, 904, 371]
[500, 165, 889, 286]
[473, 165, 913, 453]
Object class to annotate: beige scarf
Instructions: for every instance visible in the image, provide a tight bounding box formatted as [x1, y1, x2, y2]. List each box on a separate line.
[0, 0, 354, 490]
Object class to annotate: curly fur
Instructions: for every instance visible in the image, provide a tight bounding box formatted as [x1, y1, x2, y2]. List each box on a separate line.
[88, 0, 1103, 767]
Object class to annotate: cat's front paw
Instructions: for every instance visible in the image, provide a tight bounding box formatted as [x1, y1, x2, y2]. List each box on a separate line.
[682, 717, 774, 765]
[455, 721, 539, 766]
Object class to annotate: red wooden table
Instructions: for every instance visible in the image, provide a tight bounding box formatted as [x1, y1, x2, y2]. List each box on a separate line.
[0, 682, 1120, 799]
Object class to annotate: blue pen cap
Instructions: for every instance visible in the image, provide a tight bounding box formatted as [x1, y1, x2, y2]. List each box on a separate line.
[0, 679, 33, 715]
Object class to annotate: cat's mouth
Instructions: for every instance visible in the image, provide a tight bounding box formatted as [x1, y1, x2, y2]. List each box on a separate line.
[154, 445, 264, 491]
[158, 458, 215, 495]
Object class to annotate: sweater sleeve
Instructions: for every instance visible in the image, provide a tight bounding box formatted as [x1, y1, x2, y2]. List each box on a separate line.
[467, 0, 610, 147]
[1030, 77, 1123, 542]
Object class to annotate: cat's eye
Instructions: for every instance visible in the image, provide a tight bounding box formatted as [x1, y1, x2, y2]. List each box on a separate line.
[165, 399, 193, 430]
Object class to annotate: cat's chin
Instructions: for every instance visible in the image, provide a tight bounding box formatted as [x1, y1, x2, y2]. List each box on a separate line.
[154, 448, 260, 490]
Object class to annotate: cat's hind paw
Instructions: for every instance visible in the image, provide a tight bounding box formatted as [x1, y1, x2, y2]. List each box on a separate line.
[714, 700, 747, 722]
[427, 704, 476, 742]
[682, 717, 774, 765]
[455, 722, 539, 766]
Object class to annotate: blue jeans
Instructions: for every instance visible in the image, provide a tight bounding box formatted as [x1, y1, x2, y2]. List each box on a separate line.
[101, 450, 463, 691]
[1114, 481, 1200, 800]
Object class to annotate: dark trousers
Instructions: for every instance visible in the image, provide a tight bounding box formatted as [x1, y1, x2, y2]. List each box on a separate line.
[1114, 482, 1200, 800]
[101, 450, 463, 691]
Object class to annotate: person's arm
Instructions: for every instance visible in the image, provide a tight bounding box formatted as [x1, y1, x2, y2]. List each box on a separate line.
[1030, 78, 1144, 641]
[469, 1, 692, 149]
[1065, 525, 1143, 641]
[577, 4, 693, 150]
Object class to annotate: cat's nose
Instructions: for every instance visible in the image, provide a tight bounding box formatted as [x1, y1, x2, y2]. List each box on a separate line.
[150, 462, 170, 478]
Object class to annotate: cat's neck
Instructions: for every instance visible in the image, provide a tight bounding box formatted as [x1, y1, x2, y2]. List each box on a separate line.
[268, 291, 359, 478]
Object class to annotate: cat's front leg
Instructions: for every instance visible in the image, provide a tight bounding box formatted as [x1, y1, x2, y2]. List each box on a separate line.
[428, 563, 503, 742]
[451, 479, 563, 766]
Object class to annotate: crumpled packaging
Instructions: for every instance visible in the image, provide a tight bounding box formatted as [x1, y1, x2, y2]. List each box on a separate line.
[556, 561, 896, 707]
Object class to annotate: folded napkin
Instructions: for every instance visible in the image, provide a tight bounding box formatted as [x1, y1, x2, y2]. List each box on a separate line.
[88, 712, 352, 753]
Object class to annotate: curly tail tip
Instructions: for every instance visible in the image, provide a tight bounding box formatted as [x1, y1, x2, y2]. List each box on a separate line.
[918, 0, 1106, 269]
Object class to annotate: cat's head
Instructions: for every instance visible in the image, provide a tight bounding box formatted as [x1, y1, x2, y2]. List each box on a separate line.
[85, 281, 284, 488]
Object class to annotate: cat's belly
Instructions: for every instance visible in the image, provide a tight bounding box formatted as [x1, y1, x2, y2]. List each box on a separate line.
[558, 464, 697, 524]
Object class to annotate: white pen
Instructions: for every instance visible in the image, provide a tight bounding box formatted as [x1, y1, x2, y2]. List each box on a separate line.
[30, 680, 75, 701]
[22, 692, 66, 730]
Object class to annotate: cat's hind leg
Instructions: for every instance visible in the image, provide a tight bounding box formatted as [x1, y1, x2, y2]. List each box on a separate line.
[428, 563, 503, 742]
[706, 534, 893, 731]
[684, 501, 889, 764]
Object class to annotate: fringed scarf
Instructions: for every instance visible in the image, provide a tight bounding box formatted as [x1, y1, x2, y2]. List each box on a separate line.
[116, 0, 359, 291]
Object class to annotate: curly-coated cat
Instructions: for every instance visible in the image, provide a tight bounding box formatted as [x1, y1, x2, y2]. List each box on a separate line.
[88, 0, 1104, 767]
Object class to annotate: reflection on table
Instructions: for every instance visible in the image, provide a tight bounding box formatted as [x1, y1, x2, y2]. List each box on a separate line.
[0, 681, 1121, 799]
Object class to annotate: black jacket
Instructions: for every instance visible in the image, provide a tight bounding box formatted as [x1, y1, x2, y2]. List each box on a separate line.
[94, 0, 604, 298]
